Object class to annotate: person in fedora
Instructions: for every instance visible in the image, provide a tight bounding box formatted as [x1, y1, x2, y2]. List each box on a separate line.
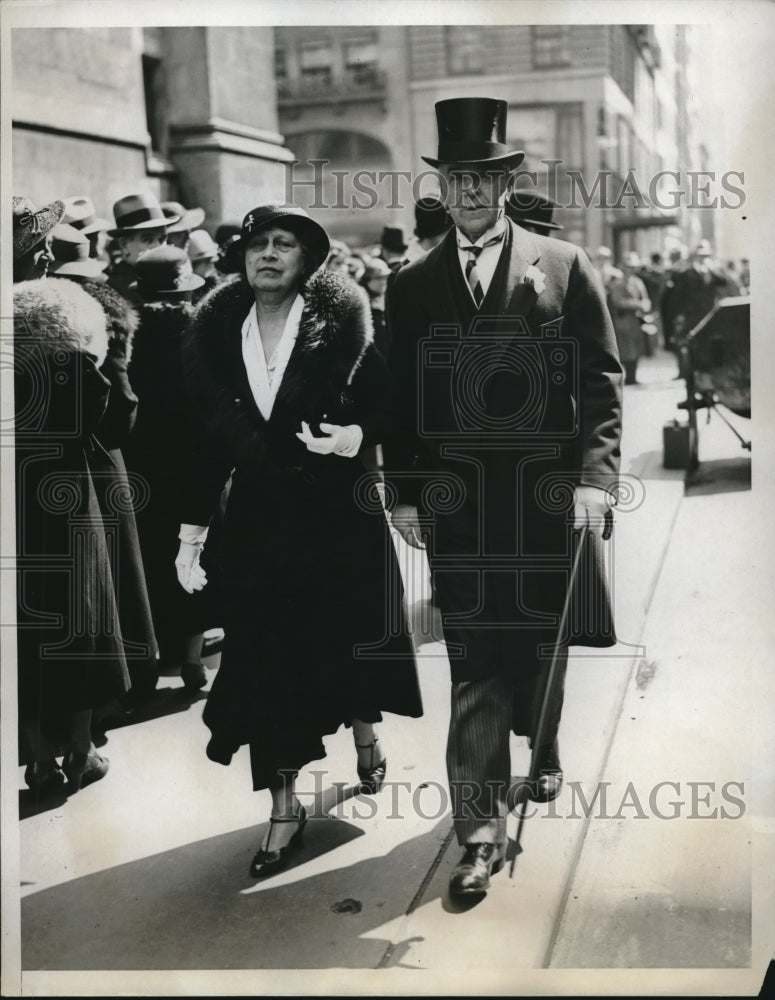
[62, 195, 111, 262]
[121, 246, 223, 695]
[379, 225, 409, 269]
[12, 195, 64, 282]
[505, 184, 564, 237]
[162, 200, 207, 252]
[177, 203, 422, 880]
[106, 192, 173, 306]
[384, 96, 622, 897]
[608, 252, 651, 385]
[187, 229, 221, 303]
[49, 224, 108, 283]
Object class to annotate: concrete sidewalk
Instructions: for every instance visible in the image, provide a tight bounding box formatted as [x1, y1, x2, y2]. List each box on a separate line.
[18, 351, 764, 989]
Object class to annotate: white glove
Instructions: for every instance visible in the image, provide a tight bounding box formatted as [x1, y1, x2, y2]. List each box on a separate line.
[391, 503, 425, 549]
[295, 421, 363, 457]
[175, 526, 209, 593]
[573, 485, 615, 540]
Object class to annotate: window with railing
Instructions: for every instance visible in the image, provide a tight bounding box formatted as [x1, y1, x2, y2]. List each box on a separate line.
[532, 26, 571, 69]
[446, 26, 485, 75]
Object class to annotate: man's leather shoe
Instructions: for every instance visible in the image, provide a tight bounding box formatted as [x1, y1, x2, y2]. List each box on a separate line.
[449, 842, 504, 896]
[529, 739, 563, 802]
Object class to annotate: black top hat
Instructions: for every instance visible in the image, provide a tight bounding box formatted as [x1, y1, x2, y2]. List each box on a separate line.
[505, 186, 563, 232]
[422, 98, 525, 169]
[380, 225, 408, 254]
[235, 203, 330, 272]
[414, 197, 451, 240]
[130, 245, 204, 299]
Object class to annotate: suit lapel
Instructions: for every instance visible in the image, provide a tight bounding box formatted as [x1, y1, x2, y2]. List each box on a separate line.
[496, 219, 542, 322]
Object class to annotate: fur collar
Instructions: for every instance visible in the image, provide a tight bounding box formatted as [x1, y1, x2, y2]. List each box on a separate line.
[13, 277, 109, 367]
[188, 268, 373, 420]
[82, 280, 138, 364]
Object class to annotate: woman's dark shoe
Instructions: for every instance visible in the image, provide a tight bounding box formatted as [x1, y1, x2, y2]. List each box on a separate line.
[62, 749, 109, 792]
[249, 805, 308, 880]
[24, 760, 65, 793]
[181, 661, 207, 691]
[356, 736, 387, 794]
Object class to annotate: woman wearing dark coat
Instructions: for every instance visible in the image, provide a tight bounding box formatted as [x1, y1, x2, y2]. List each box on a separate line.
[48, 224, 160, 704]
[122, 246, 224, 691]
[13, 197, 127, 794]
[178, 204, 422, 879]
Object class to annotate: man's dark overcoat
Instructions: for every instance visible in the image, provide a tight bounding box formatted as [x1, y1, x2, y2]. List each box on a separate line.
[182, 270, 422, 789]
[384, 219, 623, 701]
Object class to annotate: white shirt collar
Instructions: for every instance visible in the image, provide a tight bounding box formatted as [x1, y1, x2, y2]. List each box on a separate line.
[455, 213, 507, 249]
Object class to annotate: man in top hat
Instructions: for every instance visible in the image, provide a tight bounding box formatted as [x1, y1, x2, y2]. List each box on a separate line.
[405, 196, 452, 262]
[12, 195, 65, 283]
[62, 195, 111, 262]
[505, 184, 563, 237]
[162, 200, 207, 252]
[379, 224, 409, 270]
[106, 192, 174, 307]
[383, 97, 622, 898]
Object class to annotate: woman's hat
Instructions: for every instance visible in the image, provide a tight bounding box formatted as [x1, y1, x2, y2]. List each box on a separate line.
[237, 203, 330, 272]
[380, 225, 408, 254]
[187, 229, 220, 261]
[361, 256, 392, 283]
[130, 245, 205, 298]
[13, 195, 65, 259]
[109, 192, 174, 237]
[48, 224, 108, 279]
[162, 200, 206, 234]
[422, 97, 525, 169]
[505, 186, 563, 231]
[62, 196, 111, 236]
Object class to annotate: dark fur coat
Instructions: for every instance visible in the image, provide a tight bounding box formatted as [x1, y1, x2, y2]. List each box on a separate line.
[13, 279, 129, 724]
[183, 269, 422, 788]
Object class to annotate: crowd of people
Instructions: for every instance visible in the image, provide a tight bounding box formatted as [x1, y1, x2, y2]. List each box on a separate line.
[589, 240, 748, 384]
[12, 95, 745, 899]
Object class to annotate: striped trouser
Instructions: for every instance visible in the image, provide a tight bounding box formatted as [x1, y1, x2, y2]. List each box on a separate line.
[446, 651, 567, 845]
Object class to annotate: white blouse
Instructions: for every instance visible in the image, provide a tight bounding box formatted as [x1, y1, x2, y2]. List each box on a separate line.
[241, 294, 305, 421]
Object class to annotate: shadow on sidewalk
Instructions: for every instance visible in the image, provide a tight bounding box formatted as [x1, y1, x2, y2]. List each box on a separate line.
[21, 788, 452, 971]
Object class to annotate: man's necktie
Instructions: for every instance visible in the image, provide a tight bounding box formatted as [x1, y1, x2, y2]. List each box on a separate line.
[461, 233, 504, 307]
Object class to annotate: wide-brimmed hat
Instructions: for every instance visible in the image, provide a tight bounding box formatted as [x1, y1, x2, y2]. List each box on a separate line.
[162, 200, 206, 234]
[13, 195, 65, 259]
[188, 229, 220, 261]
[130, 245, 204, 298]
[109, 192, 174, 237]
[422, 98, 525, 169]
[380, 225, 408, 254]
[236, 203, 330, 272]
[48, 224, 108, 279]
[505, 186, 563, 232]
[62, 196, 111, 236]
[414, 196, 451, 239]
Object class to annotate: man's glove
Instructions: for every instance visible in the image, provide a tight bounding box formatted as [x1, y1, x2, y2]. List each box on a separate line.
[573, 485, 615, 541]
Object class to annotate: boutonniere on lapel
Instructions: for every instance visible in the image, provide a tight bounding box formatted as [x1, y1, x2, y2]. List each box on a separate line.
[523, 265, 547, 295]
